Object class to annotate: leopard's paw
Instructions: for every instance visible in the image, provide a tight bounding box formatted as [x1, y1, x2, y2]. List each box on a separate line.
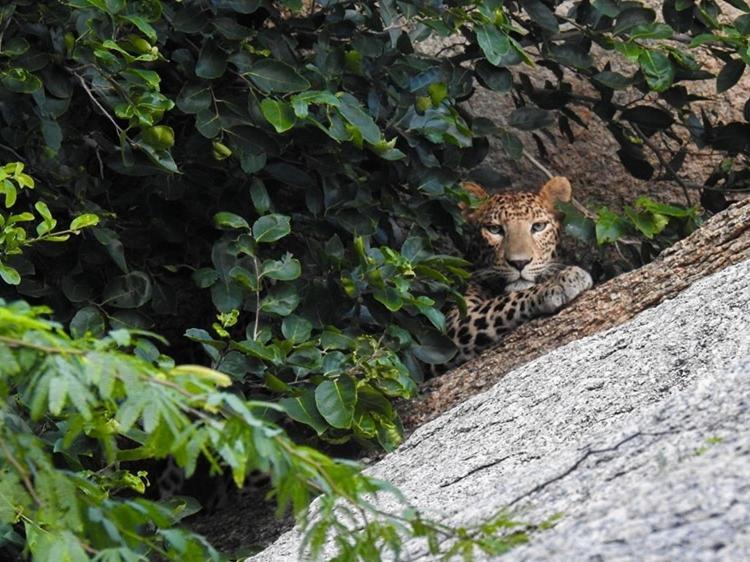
[556, 265, 593, 301]
[537, 266, 592, 314]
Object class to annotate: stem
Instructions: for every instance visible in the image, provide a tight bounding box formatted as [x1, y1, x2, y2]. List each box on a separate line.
[252, 256, 261, 340]
[631, 124, 693, 207]
[521, 148, 597, 220]
[0, 435, 42, 506]
[0, 335, 86, 355]
[68, 69, 126, 137]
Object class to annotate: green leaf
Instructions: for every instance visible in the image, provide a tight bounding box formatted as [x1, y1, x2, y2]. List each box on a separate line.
[595, 207, 630, 244]
[281, 314, 313, 343]
[40, 119, 63, 151]
[214, 212, 250, 230]
[233, 339, 282, 363]
[1, 68, 42, 93]
[70, 214, 100, 231]
[2, 37, 30, 57]
[291, 90, 340, 118]
[195, 39, 227, 79]
[592, 0, 621, 17]
[412, 332, 456, 365]
[314, 375, 357, 429]
[177, 83, 212, 114]
[475, 24, 512, 67]
[593, 71, 632, 90]
[639, 50, 675, 92]
[337, 93, 382, 144]
[0, 262, 21, 285]
[101, 271, 153, 308]
[475, 61, 512, 92]
[635, 197, 695, 218]
[260, 285, 300, 316]
[252, 214, 291, 243]
[508, 107, 554, 130]
[280, 391, 328, 435]
[245, 59, 310, 93]
[195, 107, 222, 138]
[261, 254, 301, 281]
[558, 202, 595, 243]
[192, 268, 220, 288]
[522, 0, 559, 33]
[121, 15, 158, 42]
[260, 99, 296, 133]
[70, 306, 106, 338]
[250, 179, 271, 213]
[625, 206, 669, 238]
[373, 287, 403, 312]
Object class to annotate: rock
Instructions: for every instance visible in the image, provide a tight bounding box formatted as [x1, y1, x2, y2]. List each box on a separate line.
[250, 259, 750, 561]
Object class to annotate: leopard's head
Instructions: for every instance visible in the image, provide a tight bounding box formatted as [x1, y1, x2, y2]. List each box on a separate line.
[462, 177, 571, 287]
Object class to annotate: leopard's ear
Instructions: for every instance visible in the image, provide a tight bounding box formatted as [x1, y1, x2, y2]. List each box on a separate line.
[539, 176, 571, 209]
[459, 181, 490, 216]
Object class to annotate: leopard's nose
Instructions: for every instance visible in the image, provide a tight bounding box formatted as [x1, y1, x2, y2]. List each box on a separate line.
[508, 259, 531, 271]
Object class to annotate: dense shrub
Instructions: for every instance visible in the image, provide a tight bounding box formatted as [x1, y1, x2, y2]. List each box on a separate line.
[0, 0, 749, 558]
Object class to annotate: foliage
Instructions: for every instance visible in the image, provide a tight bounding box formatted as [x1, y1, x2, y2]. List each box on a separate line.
[560, 196, 701, 264]
[0, 0, 748, 558]
[0, 162, 99, 285]
[0, 299, 541, 561]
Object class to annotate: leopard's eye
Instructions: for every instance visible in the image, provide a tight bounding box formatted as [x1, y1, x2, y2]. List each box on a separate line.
[531, 222, 548, 233]
[485, 224, 504, 236]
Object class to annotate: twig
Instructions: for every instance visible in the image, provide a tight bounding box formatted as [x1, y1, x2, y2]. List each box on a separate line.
[252, 257, 261, 340]
[631, 124, 693, 207]
[0, 436, 42, 506]
[521, 148, 596, 221]
[67, 69, 125, 137]
[0, 143, 23, 161]
[0, 335, 86, 355]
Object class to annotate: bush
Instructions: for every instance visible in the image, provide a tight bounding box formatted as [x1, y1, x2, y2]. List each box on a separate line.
[0, 0, 748, 558]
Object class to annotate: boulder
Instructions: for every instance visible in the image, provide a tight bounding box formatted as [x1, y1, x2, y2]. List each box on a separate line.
[251, 258, 750, 561]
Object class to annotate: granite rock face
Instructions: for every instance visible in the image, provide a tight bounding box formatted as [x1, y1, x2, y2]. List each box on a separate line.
[250, 259, 750, 561]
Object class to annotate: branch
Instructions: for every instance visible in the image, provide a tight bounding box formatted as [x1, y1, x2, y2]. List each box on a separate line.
[67, 69, 126, 138]
[0, 435, 42, 506]
[631, 123, 694, 207]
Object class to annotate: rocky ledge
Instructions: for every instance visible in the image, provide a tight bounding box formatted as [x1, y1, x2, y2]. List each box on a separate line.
[251, 258, 750, 561]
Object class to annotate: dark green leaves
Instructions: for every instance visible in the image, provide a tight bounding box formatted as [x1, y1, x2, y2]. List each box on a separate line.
[638, 50, 675, 92]
[620, 106, 674, 136]
[476, 24, 512, 67]
[522, 0, 559, 33]
[261, 254, 301, 281]
[337, 93, 382, 144]
[1, 68, 42, 93]
[244, 60, 310, 93]
[196, 40, 227, 79]
[102, 272, 152, 309]
[508, 107, 554, 130]
[593, 71, 632, 90]
[252, 214, 291, 243]
[280, 392, 328, 434]
[475, 62, 513, 92]
[315, 375, 357, 429]
[176, 83, 212, 113]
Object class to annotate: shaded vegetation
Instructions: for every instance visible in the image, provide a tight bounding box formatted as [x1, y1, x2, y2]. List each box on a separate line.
[0, 0, 748, 559]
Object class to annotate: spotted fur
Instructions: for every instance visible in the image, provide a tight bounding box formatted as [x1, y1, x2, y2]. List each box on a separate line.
[442, 177, 592, 370]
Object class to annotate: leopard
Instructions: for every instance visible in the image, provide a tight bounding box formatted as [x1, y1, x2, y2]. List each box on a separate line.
[442, 176, 592, 370]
